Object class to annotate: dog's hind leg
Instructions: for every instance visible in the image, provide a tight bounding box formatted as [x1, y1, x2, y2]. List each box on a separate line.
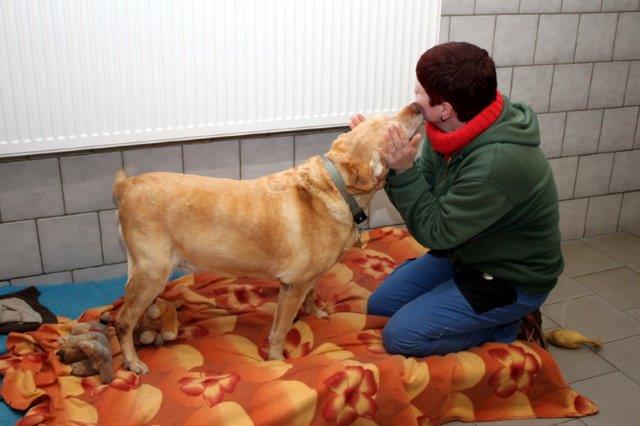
[115, 256, 172, 374]
[268, 282, 315, 360]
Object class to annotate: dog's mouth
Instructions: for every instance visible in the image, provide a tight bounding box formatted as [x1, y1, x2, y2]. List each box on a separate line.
[419, 105, 427, 119]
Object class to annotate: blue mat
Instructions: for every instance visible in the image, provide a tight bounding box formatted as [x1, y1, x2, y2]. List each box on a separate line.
[0, 276, 128, 425]
[0, 271, 186, 424]
[0, 271, 187, 424]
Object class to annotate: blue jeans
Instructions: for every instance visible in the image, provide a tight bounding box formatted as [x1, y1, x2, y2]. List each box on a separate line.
[367, 253, 548, 357]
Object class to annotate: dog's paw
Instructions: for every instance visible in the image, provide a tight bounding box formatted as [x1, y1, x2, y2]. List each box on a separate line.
[124, 358, 149, 375]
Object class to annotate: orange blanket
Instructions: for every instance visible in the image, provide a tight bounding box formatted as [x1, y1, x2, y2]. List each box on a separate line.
[0, 227, 597, 425]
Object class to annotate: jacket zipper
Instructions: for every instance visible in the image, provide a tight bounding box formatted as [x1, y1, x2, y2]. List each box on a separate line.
[434, 157, 451, 195]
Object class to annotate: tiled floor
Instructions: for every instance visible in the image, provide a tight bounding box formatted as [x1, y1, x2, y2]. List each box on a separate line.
[447, 229, 640, 426]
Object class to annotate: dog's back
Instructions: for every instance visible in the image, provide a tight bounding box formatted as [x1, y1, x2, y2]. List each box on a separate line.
[113, 164, 355, 283]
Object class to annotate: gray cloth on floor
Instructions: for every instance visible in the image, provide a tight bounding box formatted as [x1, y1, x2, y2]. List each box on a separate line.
[0, 298, 43, 324]
[0, 286, 57, 334]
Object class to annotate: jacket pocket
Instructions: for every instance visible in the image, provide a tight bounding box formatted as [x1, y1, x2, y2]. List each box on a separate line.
[453, 268, 517, 315]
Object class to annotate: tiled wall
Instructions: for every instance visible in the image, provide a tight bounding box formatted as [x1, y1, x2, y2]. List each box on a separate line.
[1, 0, 639, 285]
[440, 0, 640, 240]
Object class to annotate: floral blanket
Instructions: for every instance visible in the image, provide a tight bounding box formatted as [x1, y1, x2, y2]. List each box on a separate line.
[0, 227, 597, 425]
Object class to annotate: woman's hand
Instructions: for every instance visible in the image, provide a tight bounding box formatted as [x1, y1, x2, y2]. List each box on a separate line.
[349, 113, 366, 129]
[380, 124, 421, 173]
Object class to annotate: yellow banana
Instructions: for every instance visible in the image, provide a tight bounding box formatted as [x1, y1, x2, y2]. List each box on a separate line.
[544, 328, 602, 349]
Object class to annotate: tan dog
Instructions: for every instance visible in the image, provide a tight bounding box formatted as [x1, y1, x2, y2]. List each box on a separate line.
[112, 103, 423, 373]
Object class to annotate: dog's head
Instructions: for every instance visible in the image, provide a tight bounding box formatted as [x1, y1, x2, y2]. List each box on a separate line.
[327, 102, 424, 193]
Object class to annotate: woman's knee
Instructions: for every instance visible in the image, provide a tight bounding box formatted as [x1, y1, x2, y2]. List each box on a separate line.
[381, 319, 434, 357]
[366, 290, 391, 317]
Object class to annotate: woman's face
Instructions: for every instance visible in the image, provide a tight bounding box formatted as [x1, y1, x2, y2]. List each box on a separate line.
[414, 80, 442, 125]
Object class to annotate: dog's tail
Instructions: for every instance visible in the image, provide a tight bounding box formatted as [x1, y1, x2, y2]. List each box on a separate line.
[112, 169, 129, 204]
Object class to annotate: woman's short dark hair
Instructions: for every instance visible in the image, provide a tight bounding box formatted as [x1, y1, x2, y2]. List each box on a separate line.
[416, 42, 497, 122]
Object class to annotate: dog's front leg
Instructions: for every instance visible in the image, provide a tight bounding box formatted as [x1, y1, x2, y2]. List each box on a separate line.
[268, 283, 312, 360]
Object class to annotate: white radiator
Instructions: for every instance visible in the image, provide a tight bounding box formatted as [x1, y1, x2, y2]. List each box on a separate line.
[0, 0, 440, 157]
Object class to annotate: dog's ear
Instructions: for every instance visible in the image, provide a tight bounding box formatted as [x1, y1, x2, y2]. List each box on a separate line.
[341, 155, 387, 193]
[342, 159, 372, 192]
[327, 132, 388, 193]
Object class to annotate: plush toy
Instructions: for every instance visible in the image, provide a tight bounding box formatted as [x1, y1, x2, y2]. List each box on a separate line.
[134, 298, 179, 346]
[57, 298, 179, 383]
[57, 322, 115, 383]
[99, 297, 179, 346]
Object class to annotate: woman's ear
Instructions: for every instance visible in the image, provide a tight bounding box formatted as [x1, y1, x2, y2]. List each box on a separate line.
[440, 102, 454, 121]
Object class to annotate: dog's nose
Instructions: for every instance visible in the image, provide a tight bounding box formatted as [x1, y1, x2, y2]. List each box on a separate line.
[409, 102, 422, 115]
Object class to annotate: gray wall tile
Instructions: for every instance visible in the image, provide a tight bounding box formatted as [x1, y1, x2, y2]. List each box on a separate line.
[493, 15, 539, 67]
[562, 0, 603, 12]
[619, 191, 640, 229]
[550, 157, 579, 200]
[511, 65, 554, 112]
[614, 12, 640, 60]
[0, 158, 65, 221]
[294, 131, 342, 165]
[38, 213, 103, 273]
[99, 210, 126, 264]
[10, 271, 72, 286]
[575, 153, 615, 197]
[0, 221, 42, 280]
[183, 140, 240, 179]
[535, 14, 579, 64]
[586, 194, 624, 236]
[599, 107, 639, 152]
[589, 62, 630, 109]
[520, 0, 562, 13]
[575, 14, 619, 62]
[611, 149, 640, 192]
[539, 112, 566, 158]
[563, 110, 604, 156]
[559, 198, 588, 240]
[449, 16, 495, 56]
[636, 113, 640, 148]
[439, 17, 450, 43]
[123, 145, 183, 176]
[73, 263, 127, 283]
[550, 63, 592, 111]
[496, 67, 513, 98]
[441, 0, 476, 15]
[369, 191, 404, 228]
[602, 0, 640, 11]
[625, 61, 640, 106]
[240, 135, 294, 179]
[60, 152, 122, 214]
[475, 0, 520, 14]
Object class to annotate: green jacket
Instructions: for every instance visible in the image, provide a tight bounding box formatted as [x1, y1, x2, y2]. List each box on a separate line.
[385, 96, 563, 294]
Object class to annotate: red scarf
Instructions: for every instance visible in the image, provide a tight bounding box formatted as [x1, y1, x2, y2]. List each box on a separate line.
[426, 91, 504, 160]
